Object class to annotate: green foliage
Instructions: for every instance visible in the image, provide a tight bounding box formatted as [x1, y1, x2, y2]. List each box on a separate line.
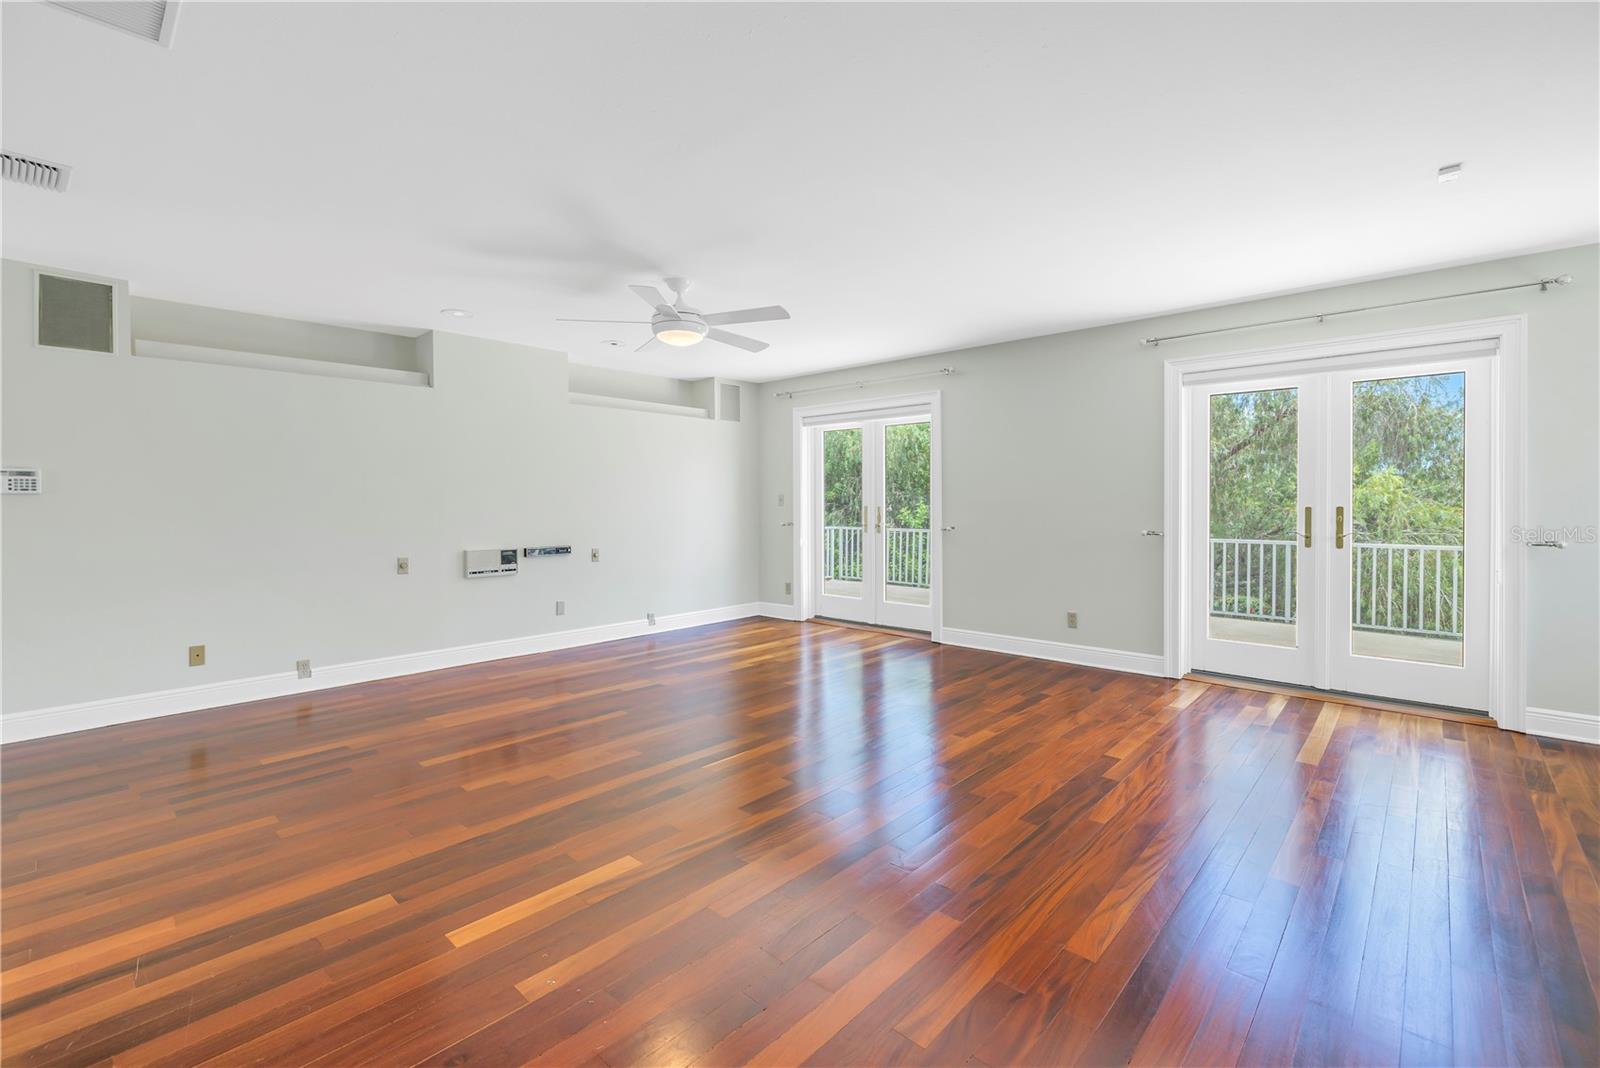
[821, 422, 930, 530]
[1209, 388, 1298, 540]
[1209, 374, 1465, 546]
[821, 427, 862, 527]
[884, 422, 931, 529]
[1351, 375, 1464, 544]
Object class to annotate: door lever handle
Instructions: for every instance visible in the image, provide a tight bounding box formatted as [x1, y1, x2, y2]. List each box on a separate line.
[1334, 506, 1345, 549]
[875, 505, 882, 534]
[1303, 506, 1312, 548]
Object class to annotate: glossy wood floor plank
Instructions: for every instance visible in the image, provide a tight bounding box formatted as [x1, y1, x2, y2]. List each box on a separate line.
[2, 618, 1597, 1066]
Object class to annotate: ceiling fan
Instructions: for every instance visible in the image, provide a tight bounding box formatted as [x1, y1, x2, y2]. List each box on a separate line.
[558, 277, 789, 353]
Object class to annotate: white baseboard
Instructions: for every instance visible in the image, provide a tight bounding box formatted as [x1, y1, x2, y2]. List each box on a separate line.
[1524, 706, 1600, 745]
[756, 601, 800, 621]
[2, 604, 765, 744]
[940, 627, 1169, 678]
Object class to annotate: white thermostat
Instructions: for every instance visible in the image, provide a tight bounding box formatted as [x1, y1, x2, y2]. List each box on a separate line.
[3, 468, 42, 494]
[464, 548, 518, 578]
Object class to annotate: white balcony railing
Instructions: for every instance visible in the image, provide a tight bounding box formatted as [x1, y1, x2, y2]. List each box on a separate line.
[1211, 538, 1298, 623]
[1210, 537, 1464, 638]
[1353, 542, 1464, 638]
[823, 525, 931, 588]
[823, 525, 864, 582]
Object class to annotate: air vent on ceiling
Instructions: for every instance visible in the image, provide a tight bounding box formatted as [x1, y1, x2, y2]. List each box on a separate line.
[2, 153, 71, 192]
[46, 1, 177, 46]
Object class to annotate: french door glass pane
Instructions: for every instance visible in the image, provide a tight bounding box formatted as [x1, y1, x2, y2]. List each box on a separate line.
[822, 427, 864, 600]
[1209, 389, 1299, 647]
[882, 420, 932, 607]
[1349, 372, 1465, 666]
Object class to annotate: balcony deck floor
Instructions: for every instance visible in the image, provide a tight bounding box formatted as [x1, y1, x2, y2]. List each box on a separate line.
[823, 578, 931, 606]
[1208, 616, 1463, 666]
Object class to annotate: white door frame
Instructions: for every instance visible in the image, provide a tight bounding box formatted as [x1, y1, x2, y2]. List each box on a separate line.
[1162, 315, 1527, 730]
[792, 391, 944, 641]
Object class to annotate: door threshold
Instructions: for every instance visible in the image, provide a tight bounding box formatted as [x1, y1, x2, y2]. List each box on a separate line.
[811, 617, 932, 641]
[1183, 672, 1493, 726]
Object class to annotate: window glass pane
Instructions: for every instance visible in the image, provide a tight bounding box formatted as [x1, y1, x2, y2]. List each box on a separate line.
[1208, 388, 1299, 648]
[1349, 372, 1465, 666]
[882, 420, 931, 607]
[821, 427, 863, 600]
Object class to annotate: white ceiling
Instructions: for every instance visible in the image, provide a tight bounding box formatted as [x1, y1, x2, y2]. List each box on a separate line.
[4, 2, 1596, 382]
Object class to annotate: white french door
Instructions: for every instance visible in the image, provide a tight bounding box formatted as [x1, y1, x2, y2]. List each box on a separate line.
[811, 413, 935, 632]
[1188, 349, 1492, 711]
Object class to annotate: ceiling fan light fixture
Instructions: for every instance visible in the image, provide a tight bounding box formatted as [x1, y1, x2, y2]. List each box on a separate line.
[559, 279, 786, 353]
[653, 320, 708, 346]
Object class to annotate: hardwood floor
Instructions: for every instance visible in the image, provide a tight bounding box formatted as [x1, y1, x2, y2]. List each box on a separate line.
[2, 618, 1597, 1067]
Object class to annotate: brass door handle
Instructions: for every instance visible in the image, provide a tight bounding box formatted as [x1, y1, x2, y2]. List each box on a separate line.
[1335, 506, 1345, 549]
[1303, 505, 1312, 548]
[875, 505, 882, 534]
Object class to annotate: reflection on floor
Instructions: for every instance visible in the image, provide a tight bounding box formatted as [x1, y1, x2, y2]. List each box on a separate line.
[1209, 616, 1463, 666]
[3, 618, 1594, 1066]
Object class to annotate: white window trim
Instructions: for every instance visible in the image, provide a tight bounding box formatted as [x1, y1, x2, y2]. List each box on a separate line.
[1161, 315, 1527, 730]
[790, 391, 944, 641]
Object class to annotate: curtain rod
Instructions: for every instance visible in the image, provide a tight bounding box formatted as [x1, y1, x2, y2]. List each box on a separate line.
[1141, 275, 1572, 347]
[773, 366, 954, 400]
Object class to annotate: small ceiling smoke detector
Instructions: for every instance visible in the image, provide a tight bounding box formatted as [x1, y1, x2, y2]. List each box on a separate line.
[2, 152, 71, 192]
[439, 308, 472, 319]
[1437, 162, 1463, 183]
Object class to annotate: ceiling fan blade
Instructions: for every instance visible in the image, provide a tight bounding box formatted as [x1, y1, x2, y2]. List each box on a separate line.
[635, 335, 664, 353]
[556, 318, 650, 324]
[629, 284, 670, 309]
[707, 328, 769, 353]
[701, 305, 790, 327]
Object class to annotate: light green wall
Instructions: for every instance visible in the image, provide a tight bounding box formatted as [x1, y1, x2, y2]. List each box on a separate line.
[131, 296, 425, 372]
[757, 244, 1599, 716]
[2, 261, 761, 713]
[4, 246, 1595, 722]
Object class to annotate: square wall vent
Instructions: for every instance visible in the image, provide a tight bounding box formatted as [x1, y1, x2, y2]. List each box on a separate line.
[46, 2, 178, 46]
[37, 273, 116, 354]
[2, 153, 71, 192]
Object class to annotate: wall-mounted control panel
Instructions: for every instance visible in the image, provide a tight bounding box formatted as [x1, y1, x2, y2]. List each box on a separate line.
[464, 548, 518, 578]
[523, 545, 572, 558]
[3, 468, 42, 494]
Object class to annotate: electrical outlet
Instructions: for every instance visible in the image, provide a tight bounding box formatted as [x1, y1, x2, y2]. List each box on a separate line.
[784, 581, 792, 595]
[778, 493, 785, 507]
[555, 600, 565, 616]
[396, 556, 409, 575]
[590, 548, 600, 563]
[647, 612, 657, 626]
[296, 658, 312, 679]
[1067, 611, 1079, 629]
[188, 644, 205, 667]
